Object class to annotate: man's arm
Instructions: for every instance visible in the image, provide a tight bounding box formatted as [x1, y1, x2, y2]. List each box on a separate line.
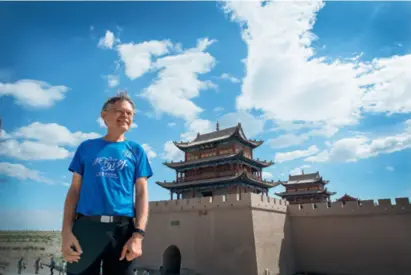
[62, 172, 82, 234]
[134, 177, 149, 233]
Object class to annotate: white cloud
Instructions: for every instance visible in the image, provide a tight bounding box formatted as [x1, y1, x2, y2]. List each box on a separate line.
[360, 55, 411, 114]
[221, 0, 411, 134]
[0, 79, 69, 108]
[213, 107, 224, 113]
[168, 122, 176, 127]
[117, 40, 173, 80]
[262, 171, 273, 179]
[0, 162, 54, 184]
[180, 118, 215, 141]
[98, 30, 118, 49]
[386, 166, 394, 171]
[275, 145, 319, 163]
[268, 124, 339, 149]
[220, 73, 240, 83]
[289, 164, 312, 176]
[0, 122, 100, 161]
[306, 121, 411, 163]
[97, 117, 106, 128]
[107, 74, 119, 88]
[268, 134, 307, 149]
[142, 144, 157, 161]
[218, 111, 265, 138]
[140, 38, 217, 122]
[0, 129, 10, 140]
[0, 139, 72, 160]
[162, 141, 184, 162]
[177, 111, 264, 146]
[13, 122, 100, 147]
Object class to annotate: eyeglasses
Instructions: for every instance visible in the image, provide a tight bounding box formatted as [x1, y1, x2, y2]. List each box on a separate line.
[112, 108, 134, 117]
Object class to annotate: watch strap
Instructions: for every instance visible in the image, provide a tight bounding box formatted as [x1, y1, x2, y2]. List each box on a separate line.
[133, 227, 145, 237]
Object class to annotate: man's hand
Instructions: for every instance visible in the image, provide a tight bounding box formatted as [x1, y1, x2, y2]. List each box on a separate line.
[61, 230, 83, 263]
[119, 234, 143, 261]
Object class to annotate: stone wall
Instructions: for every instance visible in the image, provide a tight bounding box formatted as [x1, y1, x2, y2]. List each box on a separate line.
[139, 193, 411, 275]
[288, 198, 411, 275]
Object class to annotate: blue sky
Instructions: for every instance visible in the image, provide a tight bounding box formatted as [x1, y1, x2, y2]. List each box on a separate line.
[0, 1, 411, 230]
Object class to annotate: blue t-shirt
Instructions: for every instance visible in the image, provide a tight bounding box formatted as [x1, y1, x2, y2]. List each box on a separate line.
[68, 137, 153, 217]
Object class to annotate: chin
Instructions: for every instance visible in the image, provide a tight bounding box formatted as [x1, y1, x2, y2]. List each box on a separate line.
[119, 125, 130, 131]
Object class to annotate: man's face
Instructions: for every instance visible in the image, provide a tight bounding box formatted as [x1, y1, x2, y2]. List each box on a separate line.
[101, 100, 134, 132]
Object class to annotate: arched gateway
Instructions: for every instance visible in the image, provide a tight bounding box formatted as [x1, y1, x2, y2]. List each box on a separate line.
[162, 245, 181, 274]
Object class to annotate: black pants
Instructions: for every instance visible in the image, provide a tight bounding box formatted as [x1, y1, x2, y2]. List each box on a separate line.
[66, 216, 136, 275]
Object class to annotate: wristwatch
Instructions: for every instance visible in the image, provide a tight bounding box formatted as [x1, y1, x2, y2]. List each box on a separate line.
[133, 227, 145, 238]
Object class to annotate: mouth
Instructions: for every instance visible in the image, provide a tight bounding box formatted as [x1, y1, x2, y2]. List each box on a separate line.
[117, 119, 129, 125]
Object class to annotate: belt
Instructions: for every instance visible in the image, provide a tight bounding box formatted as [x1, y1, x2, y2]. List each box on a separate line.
[76, 213, 132, 223]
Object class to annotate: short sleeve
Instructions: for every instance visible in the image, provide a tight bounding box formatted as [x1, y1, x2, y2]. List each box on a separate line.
[68, 142, 84, 176]
[134, 145, 153, 181]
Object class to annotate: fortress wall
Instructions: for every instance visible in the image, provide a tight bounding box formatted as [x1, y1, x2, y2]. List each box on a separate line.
[252, 209, 295, 275]
[288, 198, 411, 275]
[139, 193, 289, 275]
[149, 192, 288, 213]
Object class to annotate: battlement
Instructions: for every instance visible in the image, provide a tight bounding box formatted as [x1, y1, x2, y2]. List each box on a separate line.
[288, 197, 411, 216]
[149, 193, 288, 213]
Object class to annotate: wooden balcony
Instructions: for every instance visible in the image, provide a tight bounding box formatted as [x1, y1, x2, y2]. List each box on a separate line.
[177, 170, 262, 183]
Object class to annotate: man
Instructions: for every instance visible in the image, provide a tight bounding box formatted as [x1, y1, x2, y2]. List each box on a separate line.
[17, 257, 25, 274]
[34, 257, 41, 274]
[61, 92, 153, 275]
[50, 256, 55, 275]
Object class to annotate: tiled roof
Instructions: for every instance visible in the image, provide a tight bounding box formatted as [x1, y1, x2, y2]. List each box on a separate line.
[276, 189, 335, 197]
[155, 171, 279, 190]
[173, 123, 263, 149]
[163, 150, 273, 170]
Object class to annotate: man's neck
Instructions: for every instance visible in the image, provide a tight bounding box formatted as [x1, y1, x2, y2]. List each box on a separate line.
[103, 131, 125, 142]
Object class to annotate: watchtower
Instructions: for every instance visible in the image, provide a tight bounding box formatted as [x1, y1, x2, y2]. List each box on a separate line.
[275, 171, 335, 204]
[156, 122, 278, 200]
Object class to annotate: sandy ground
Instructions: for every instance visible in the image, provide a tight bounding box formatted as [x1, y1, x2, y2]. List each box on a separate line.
[2, 268, 63, 275]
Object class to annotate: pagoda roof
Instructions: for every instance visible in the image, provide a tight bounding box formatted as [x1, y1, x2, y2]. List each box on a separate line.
[163, 149, 274, 170]
[276, 189, 336, 197]
[173, 123, 263, 150]
[156, 171, 279, 190]
[275, 171, 329, 186]
[336, 193, 359, 202]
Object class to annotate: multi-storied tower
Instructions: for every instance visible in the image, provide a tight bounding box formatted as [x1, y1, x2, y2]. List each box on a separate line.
[275, 171, 335, 204]
[156, 123, 279, 200]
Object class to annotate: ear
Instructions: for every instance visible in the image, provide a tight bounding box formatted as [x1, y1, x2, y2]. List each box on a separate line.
[100, 111, 108, 126]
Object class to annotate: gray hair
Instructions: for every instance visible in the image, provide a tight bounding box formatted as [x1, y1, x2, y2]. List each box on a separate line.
[101, 91, 136, 113]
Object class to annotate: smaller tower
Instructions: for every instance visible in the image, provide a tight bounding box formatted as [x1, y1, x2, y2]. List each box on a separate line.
[336, 193, 359, 204]
[275, 171, 335, 204]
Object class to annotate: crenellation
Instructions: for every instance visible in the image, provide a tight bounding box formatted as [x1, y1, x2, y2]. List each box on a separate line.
[250, 193, 288, 212]
[288, 197, 411, 216]
[395, 197, 410, 205]
[377, 198, 392, 207]
[149, 193, 288, 213]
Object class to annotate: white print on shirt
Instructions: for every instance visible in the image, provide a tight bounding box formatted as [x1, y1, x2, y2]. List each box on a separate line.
[122, 149, 133, 159]
[93, 157, 128, 179]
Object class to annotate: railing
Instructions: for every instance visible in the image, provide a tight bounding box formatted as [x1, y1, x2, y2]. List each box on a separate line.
[177, 170, 262, 183]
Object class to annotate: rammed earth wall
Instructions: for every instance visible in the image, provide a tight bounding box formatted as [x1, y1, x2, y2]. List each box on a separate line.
[136, 193, 411, 275]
